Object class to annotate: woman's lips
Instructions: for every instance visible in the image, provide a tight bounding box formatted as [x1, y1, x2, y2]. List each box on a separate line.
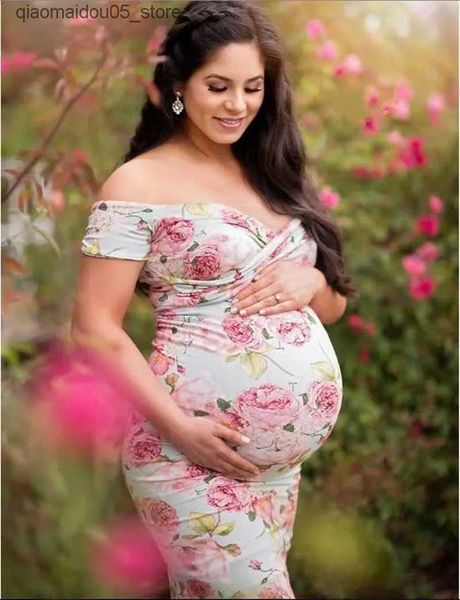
[214, 117, 245, 129]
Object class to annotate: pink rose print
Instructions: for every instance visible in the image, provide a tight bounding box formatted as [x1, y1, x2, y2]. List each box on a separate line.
[222, 208, 250, 230]
[152, 217, 195, 254]
[184, 579, 216, 599]
[258, 583, 294, 598]
[223, 314, 255, 345]
[250, 491, 276, 524]
[136, 498, 179, 539]
[207, 476, 252, 512]
[173, 375, 220, 414]
[307, 381, 341, 419]
[249, 559, 262, 570]
[168, 538, 229, 580]
[149, 347, 174, 375]
[267, 314, 312, 346]
[183, 240, 224, 280]
[234, 384, 302, 431]
[126, 427, 162, 467]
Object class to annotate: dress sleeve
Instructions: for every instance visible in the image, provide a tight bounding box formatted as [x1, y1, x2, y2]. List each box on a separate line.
[80, 201, 154, 261]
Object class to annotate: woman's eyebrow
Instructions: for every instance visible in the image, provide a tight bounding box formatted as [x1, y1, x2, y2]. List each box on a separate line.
[204, 74, 264, 82]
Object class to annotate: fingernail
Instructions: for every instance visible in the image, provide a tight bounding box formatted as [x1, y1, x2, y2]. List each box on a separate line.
[241, 435, 250, 444]
[239, 309, 247, 315]
[230, 306, 238, 314]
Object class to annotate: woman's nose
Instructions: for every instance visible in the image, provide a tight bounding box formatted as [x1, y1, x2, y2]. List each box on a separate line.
[224, 91, 246, 113]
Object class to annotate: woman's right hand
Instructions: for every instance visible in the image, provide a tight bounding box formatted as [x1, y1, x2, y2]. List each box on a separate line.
[169, 415, 261, 479]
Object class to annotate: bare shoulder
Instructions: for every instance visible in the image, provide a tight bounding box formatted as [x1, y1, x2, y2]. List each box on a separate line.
[96, 144, 179, 204]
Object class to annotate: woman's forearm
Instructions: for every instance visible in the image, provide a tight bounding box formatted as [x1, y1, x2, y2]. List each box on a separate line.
[309, 268, 347, 325]
[70, 324, 188, 442]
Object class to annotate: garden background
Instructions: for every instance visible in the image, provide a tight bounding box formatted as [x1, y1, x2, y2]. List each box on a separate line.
[2, 1, 458, 598]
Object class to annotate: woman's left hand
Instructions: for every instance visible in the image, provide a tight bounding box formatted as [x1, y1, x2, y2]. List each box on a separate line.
[230, 260, 327, 317]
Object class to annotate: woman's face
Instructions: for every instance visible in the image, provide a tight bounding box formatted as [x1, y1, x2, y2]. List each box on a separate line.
[178, 42, 265, 145]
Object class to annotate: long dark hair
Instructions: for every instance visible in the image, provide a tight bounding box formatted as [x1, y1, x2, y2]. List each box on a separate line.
[120, 0, 357, 299]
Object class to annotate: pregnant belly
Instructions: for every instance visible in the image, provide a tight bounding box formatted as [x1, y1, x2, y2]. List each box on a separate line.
[149, 305, 343, 468]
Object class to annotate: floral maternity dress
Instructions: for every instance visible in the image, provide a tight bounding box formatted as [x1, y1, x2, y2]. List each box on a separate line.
[80, 199, 343, 599]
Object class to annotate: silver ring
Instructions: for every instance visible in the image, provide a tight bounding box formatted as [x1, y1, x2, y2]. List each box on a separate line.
[274, 293, 282, 303]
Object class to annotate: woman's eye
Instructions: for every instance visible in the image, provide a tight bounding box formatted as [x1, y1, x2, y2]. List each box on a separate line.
[207, 86, 263, 94]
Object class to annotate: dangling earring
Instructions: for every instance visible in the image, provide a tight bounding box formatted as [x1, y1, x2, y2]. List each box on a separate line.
[172, 91, 184, 115]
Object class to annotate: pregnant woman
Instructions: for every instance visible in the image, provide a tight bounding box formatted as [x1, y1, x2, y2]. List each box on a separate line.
[72, 1, 356, 598]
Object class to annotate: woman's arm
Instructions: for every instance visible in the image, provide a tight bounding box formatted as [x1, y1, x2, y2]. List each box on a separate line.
[309, 267, 347, 325]
[71, 248, 189, 443]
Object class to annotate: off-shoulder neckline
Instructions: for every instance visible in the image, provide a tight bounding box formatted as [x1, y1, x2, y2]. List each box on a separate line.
[90, 199, 300, 237]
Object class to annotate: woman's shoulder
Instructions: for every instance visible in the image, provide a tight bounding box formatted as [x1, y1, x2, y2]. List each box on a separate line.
[96, 145, 178, 204]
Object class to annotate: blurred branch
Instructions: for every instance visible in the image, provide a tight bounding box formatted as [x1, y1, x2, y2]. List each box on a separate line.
[3, 50, 109, 204]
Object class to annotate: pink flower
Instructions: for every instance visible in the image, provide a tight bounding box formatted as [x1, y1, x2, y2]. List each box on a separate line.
[125, 427, 162, 468]
[183, 241, 223, 279]
[387, 130, 404, 146]
[359, 347, 370, 364]
[89, 516, 166, 594]
[398, 137, 427, 169]
[149, 348, 174, 375]
[235, 384, 302, 430]
[315, 40, 339, 61]
[402, 254, 427, 277]
[363, 116, 380, 135]
[251, 491, 276, 524]
[392, 98, 411, 120]
[348, 314, 365, 331]
[342, 54, 364, 75]
[146, 25, 167, 53]
[394, 80, 414, 102]
[135, 498, 179, 537]
[207, 476, 252, 511]
[427, 92, 445, 126]
[168, 538, 229, 580]
[416, 214, 440, 237]
[2, 51, 37, 74]
[365, 85, 380, 107]
[308, 381, 341, 419]
[319, 186, 340, 209]
[306, 19, 326, 40]
[333, 64, 347, 78]
[31, 341, 132, 455]
[249, 559, 262, 570]
[409, 275, 436, 300]
[415, 242, 439, 262]
[152, 217, 195, 255]
[185, 580, 216, 598]
[428, 195, 444, 214]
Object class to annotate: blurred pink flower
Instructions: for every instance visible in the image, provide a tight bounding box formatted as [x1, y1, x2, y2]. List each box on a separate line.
[392, 98, 411, 120]
[2, 51, 37, 74]
[146, 25, 167, 54]
[427, 92, 445, 126]
[333, 64, 347, 78]
[394, 80, 414, 102]
[365, 86, 380, 107]
[428, 195, 444, 214]
[342, 54, 363, 75]
[315, 40, 339, 61]
[89, 516, 167, 594]
[50, 189, 66, 212]
[415, 242, 440, 262]
[398, 137, 427, 169]
[359, 347, 371, 364]
[387, 130, 404, 146]
[31, 340, 133, 455]
[365, 322, 377, 336]
[306, 19, 326, 40]
[409, 275, 436, 300]
[72, 148, 89, 166]
[402, 255, 427, 277]
[416, 215, 440, 237]
[363, 116, 380, 135]
[319, 186, 340, 209]
[348, 314, 364, 331]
